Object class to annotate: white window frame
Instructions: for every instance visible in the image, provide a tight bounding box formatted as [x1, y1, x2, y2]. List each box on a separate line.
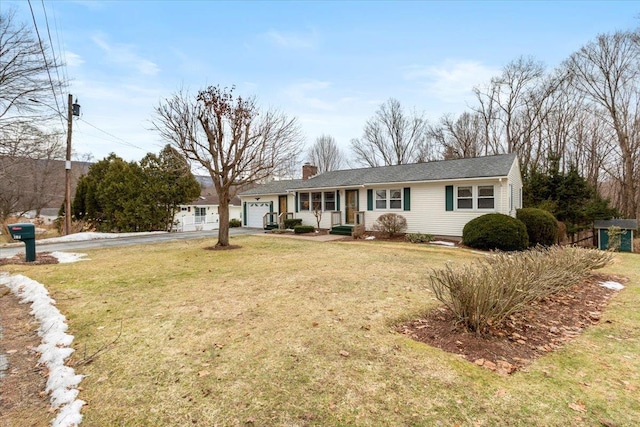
[375, 188, 403, 211]
[477, 185, 495, 210]
[457, 186, 473, 210]
[455, 185, 496, 210]
[299, 193, 310, 211]
[324, 191, 336, 211]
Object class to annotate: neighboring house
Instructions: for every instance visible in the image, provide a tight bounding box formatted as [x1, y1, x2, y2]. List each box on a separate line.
[238, 153, 523, 239]
[174, 193, 242, 232]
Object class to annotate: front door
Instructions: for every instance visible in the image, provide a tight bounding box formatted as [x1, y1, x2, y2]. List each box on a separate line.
[345, 190, 358, 224]
[278, 195, 287, 215]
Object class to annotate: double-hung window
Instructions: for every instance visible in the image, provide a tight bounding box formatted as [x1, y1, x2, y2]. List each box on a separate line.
[375, 190, 387, 209]
[324, 191, 336, 211]
[299, 193, 310, 211]
[311, 192, 322, 211]
[457, 186, 473, 209]
[375, 189, 402, 210]
[477, 185, 495, 209]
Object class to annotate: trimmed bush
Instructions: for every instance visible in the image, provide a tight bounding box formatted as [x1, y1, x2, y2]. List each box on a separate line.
[372, 213, 407, 238]
[405, 233, 434, 243]
[429, 246, 614, 334]
[462, 213, 528, 251]
[516, 208, 558, 247]
[284, 218, 303, 229]
[229, 218, 242, 228]
[293, 225, 315, 234]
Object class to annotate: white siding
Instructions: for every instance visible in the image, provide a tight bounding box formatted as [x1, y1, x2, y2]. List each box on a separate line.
[507, 158, 523, 216]
[359, 180, 505, 237]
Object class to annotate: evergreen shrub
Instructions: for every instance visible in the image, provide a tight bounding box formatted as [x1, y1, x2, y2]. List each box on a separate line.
[462, 213, 528, 251]
[284, 218, 303, 229]
[516, 208, 559, 247]
[294, 225, 315, 234]
[229, 218, 242, 228]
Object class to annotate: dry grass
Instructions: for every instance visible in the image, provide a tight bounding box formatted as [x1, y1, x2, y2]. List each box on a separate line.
[2, 236, 639, 426]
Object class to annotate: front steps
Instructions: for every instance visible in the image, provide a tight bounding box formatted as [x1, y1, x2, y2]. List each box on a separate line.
[329, 225, 354, 236]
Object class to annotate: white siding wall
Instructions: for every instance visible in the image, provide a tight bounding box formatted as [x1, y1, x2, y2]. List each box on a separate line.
[358, 180, 504, 237]
[507, 159, 523, 216]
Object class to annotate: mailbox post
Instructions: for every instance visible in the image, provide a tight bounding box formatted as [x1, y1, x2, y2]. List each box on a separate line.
[7, 223, 37, 262]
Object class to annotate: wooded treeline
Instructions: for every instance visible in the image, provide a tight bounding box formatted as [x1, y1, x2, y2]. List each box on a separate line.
[345, 30, 640, 219]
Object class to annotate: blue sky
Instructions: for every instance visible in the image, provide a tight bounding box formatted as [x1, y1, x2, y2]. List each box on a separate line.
[5, 0, 639, 164]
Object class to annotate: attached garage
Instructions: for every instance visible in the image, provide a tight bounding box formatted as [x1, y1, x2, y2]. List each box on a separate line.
[594, 219, 638, 252]
[244, 201, 273, 228]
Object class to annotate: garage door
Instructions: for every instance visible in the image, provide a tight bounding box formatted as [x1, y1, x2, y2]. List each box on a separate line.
[246, 202, 272, 228]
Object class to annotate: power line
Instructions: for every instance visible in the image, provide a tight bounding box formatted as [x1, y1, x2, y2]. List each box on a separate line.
[40, 0, 67, 103]
[26, 0, 65, 129]
[77, 118, 149, 152]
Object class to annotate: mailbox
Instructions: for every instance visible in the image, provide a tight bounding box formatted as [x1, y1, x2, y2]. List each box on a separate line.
[7, 223, 36, 262]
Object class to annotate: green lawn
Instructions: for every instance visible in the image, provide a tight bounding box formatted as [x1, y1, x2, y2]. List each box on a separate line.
[3, 235, 640, 426]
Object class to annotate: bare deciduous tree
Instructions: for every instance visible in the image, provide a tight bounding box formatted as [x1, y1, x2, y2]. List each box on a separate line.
[565, 30, 640, 218]
[0, 10, 63, 136]
[350, 98, 430, 167]
[153, 85, 303, 246]
[429, 112, 483, 159]
[308, 134, 344, 172]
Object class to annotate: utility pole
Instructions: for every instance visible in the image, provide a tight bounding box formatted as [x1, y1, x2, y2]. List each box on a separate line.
[65, 94, 73, 235]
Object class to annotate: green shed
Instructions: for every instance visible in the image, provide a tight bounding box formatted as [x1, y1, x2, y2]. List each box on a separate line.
[594, 219, 638, 252]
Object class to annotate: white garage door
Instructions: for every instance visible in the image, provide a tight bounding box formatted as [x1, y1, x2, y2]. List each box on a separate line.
[246, 202, 271, 228]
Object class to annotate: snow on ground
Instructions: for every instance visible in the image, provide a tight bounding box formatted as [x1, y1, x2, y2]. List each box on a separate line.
[0, 250, 88, 426]
[430, 240, 457, 247]
[600, 280, 625, 290]
[30, 231, 165, 244]
[49, 252, 89, 264]
[0, 325, 6, 379]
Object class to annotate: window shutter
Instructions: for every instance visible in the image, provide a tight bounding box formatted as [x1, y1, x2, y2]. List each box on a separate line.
[336, 191, 340, 211]
[403, 187, 411, 211]
[295, 192, 298, 212]
[367, 189, 373, 211]
[243, 202, 247, 226]
[445, 185, 453, 211]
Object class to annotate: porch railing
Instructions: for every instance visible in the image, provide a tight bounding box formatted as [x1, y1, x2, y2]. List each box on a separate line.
[354, 211, 365, 227]
[263, 212, 279, 228]
[279, 212, 294, 228]
[331, 211, 342, 228]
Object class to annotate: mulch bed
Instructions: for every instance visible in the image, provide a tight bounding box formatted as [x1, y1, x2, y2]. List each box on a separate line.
[398, 273, 626, 375]
[0, 253, 59, 266]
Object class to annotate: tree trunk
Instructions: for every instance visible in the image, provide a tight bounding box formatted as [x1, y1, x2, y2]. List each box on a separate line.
[217, 194, 230, 246]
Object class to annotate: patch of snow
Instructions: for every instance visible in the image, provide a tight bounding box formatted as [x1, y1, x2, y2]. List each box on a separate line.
[37, 231, 165, 244]
[0, 325, 6, 379]
[365, 236, 375, 240]
[50, 252, 89, 263]
[430, 240, 457, 247]
[599, 281, 624, 290]
[0, 271, 84, 426]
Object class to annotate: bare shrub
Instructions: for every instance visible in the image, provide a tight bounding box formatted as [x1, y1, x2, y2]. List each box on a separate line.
[372, 213, 407, 238]
[352, 224, 365, 239]
[429, 246, 614, 334]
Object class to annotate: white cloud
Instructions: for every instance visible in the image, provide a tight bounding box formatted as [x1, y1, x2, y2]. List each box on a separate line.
[264, 29, 318, 49]
[404, 60, 499, 103]
[284, 80, 334, 111]
[65, 51, 84, 67]
[91, 34, 160, 76]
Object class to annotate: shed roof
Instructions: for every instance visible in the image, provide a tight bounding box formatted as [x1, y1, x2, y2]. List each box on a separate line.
[594, 219, 638, 230]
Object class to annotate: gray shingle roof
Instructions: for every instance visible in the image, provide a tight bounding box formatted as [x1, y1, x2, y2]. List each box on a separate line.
[594, 219, 638, 230]
[240, 153, 517, 196]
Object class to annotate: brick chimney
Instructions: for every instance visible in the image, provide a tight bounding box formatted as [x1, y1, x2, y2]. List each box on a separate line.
[302, 163, 318, 180]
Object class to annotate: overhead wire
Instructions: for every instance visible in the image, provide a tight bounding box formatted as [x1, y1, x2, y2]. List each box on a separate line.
[26, 0, 65, 130]
[40, 0, 67, 103]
